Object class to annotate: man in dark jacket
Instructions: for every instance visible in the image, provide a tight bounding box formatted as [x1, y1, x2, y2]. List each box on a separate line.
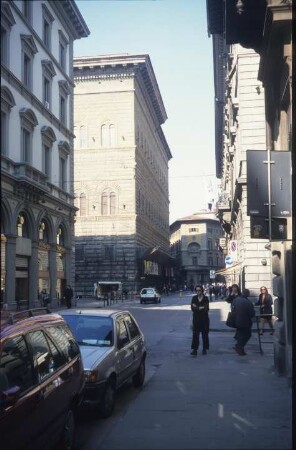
[232, 294, 255, 355]
[64, 285, 73, 309]
[190, 285, 210, 355]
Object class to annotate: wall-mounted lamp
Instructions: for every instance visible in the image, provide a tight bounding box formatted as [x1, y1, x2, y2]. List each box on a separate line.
[261, 258, 267, 266]
[256, 86, 261, 95]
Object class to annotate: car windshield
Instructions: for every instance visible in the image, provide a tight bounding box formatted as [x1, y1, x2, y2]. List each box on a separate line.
[142, 289, 154, 294]
[62, 315, 113, 347]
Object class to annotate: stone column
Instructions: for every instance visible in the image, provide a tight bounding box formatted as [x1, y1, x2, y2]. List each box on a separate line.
[5, 235, 16, 310]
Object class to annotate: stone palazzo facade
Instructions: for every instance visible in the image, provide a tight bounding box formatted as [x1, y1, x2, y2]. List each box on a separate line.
[207, 0, 292, 380]
[170, 213, 224, 288]
[1, 1, 89, 309]
[73, 54, 173, 295]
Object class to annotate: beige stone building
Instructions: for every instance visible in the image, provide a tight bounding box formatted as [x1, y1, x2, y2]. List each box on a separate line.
[73, 54, 173, 295]
[170, 212, 224, 288]
[207, 0, 292, 380]
[212, 42, 271, 299]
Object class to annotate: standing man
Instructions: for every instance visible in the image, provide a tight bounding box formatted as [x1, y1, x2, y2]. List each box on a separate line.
[64, 285, 73, 309]
[232, 293, 255, 355]
[190, 285, 210, 356]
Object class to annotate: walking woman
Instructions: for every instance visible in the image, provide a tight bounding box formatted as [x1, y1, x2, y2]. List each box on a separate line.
[190, 285, 209, 356]
[256, 286, 274, 335]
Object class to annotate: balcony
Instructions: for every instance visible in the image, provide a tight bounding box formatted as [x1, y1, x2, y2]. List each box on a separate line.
[216, 192, 231, 212]
[14, 163, 49, 201]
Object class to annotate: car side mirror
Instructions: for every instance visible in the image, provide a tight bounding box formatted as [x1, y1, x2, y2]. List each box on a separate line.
[0, 385, 21, 408]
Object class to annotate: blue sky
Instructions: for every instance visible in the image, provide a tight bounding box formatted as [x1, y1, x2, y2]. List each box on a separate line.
[74, 0, 217, 223]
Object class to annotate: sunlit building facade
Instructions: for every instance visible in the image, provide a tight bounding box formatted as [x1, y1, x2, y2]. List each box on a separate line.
[73, 54, 173, 295]
[1, 0, 89, 309]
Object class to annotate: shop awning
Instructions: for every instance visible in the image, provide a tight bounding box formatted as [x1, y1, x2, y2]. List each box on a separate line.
[215, 262, 242, 275]
[141, 247, 176, 266]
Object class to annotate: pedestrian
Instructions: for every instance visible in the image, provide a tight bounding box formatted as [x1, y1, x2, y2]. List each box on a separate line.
[225, 283, 241, 305]
[209, 285, 213, 302]
[41, 289, 49, 307]
[255, 286, 274, 335]
[190, 285, 210, 356]
[64, 285, 73, 309]
[232, 291, 255, 355]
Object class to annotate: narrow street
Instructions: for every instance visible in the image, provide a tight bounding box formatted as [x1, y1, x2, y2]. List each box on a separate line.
[72, 293, 292, 450]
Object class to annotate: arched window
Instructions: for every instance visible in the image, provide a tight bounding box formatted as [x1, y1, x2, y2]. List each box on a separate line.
[17, 213, 29, 238]
[57, 226, 65, 246]
[109, 124, 115, 147]
[101, 192, 108, 216]
[188, 242, 201, 253]
[39, 220, 49, 242]
[80, 193, 87, 216]
[101, 123, 115, 147]
[101, 191, 117, 216]
[80, 125, 87, 148]
[101, 124, 108, 147]
[110, 192, 116, 215]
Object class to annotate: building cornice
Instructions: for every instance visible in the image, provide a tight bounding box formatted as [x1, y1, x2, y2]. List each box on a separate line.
[48, 0, 90, 40]
[74, 54, 168, 126]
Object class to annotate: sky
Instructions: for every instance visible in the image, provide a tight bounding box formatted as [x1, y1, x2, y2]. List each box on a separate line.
[74, 0, 218, 224]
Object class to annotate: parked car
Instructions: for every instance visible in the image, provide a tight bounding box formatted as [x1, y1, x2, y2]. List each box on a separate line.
[140, 287, 161, 304]
[59, 309, 146, 418]
[0, 308, 85, 450]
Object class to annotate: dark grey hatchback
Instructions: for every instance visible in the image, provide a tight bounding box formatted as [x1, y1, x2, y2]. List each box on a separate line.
[0, 308, 85, 450]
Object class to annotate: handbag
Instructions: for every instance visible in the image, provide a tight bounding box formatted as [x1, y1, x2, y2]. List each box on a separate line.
[226, 311, 236, 328]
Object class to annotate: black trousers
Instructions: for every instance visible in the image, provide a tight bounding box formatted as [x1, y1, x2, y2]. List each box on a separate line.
[236, 327, 251, 350]
[191, 318, 209, 351]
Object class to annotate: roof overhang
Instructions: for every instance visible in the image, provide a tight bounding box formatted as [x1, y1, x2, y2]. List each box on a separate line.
[142, 247, 176, 266]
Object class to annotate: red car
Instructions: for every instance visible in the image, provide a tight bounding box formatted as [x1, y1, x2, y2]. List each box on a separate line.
[0, 308, 85, 450]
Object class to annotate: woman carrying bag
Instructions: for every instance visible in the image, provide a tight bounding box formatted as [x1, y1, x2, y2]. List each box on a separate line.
[256, 286, 274, 335]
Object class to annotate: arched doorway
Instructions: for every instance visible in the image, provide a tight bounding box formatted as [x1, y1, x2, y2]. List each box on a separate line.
[38, 219, 51, 303]
[15, 212, 32, 306]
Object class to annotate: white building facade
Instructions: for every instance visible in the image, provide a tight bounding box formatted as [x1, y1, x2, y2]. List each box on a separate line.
[73, 54, 173, 295]
[1, 0, 89, 309]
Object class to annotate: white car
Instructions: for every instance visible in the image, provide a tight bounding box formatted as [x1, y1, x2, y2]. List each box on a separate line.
[60, 309, 146, 418]
[140, 288, 161, 304]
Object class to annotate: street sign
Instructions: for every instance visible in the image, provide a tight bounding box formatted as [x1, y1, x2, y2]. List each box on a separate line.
[225, 255, 233, 267]
[209, 270, 215, 279]
[229, 240, 237, 262]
